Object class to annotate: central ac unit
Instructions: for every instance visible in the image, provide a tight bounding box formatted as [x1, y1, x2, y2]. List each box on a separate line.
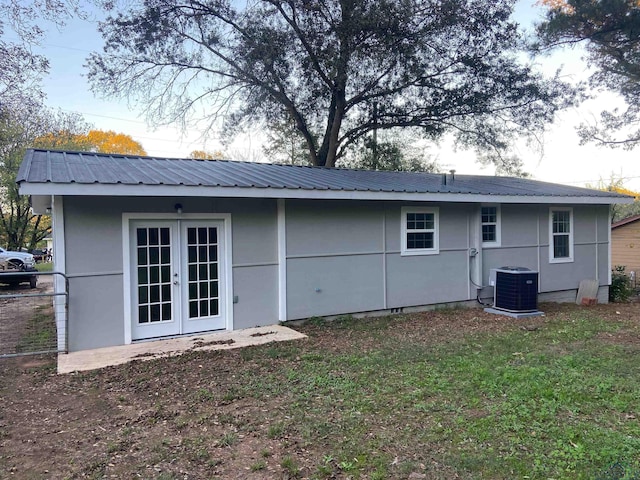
[489, 267, 538, 313]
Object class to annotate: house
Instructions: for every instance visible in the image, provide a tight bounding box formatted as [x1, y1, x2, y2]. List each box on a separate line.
[17, 149, 631, 353]
[611, 214, 640, 280]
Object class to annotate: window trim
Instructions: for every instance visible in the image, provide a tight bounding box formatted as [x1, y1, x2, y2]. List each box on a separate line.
[481, 204, 501, 248]
[401, 206, 440, 256]
[549, 207, 574, 263]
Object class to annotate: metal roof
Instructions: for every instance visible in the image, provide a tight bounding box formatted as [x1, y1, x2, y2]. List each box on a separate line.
[17, 149, 631, 203]
[612, 214, 640, 229]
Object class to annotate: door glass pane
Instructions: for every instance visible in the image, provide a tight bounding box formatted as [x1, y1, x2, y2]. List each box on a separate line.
[200, 299, 209, 316]
[160, 228, 170, 245]
[137, 248, 147, 266]
[149, 247, 159, 265]
[138, 267, 148, 285]
[198, 227, 208, 244]
[186, 226, 221, 319]
[150, 304, 161, 322]
[161, 284, 171, 301]
[138, 286, 148, 303]
[150, 266, 159, 284]
[150, 285, 160, 303]
[137, 228, 147, 246]
[149, 228, 159, 245]
[210, 299, 219, 316]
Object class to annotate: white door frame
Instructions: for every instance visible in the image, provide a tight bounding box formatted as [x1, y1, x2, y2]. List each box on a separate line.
[122, 212, 233, 344]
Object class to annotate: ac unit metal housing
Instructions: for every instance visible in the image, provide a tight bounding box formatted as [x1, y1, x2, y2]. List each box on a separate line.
[489, 267, 538, 313]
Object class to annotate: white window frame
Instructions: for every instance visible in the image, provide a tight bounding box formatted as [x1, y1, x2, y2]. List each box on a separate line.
[401, 206, 439, 256]
[481, 204, 501, 248]
[549, 207, 574, 263]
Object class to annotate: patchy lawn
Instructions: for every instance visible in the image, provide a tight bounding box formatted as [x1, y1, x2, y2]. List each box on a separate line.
[1, 303, 640, 479]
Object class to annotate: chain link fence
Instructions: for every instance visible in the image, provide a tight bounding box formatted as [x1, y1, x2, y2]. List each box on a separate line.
[0, 272, 68, 357]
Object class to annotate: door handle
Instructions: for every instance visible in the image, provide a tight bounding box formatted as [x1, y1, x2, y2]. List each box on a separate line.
[173, 280, 179, 285]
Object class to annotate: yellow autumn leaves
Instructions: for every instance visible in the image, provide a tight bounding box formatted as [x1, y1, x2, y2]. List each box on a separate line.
[33, 129, 147, 155]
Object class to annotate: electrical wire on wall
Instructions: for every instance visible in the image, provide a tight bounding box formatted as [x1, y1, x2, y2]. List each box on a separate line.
[468, 248, 493, 307]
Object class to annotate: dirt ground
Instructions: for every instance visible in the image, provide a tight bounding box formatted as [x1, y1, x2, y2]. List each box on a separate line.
[1, 301, 639, 479]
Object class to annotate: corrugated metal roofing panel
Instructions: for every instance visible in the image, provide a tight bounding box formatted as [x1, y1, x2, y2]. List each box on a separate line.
[16, 149, 628, 200]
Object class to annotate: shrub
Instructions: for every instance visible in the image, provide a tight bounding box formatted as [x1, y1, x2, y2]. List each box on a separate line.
[609, 266, 634, 302]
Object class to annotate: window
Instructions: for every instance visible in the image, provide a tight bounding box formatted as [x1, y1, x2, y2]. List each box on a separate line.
[401, 207, 439, 255]
[549, 207, 573, 263]
[481, 205, 501, 247]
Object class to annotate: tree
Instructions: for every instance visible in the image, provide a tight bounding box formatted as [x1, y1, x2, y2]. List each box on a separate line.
[536, 0, 640, 148]
[587, 174, 640, 222]
[0, 107, 89, 250]
[33, 129, 147, 155]
[89, 0, 568, 171]
[0, 1, 82, 107]
[85, 130, 146, 155]
[188, 149, 224, 160]
[262, 121, 311, 166]
[341, 130, 440, 172]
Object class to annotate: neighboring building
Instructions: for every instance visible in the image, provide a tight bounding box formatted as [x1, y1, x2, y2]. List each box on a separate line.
[611, 214, 640, 280]
[17, 149, 631, 353]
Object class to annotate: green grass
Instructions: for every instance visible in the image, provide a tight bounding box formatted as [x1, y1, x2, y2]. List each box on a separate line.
[15, 304, 56, 353]
[35, 262, 53, 272]
[230, 311, 640, 479]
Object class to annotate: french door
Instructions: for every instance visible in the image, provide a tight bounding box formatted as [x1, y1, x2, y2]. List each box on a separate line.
[131, 220, 226, 340]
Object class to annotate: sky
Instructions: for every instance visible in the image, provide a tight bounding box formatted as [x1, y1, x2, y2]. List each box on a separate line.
[19, 0, 640, 190]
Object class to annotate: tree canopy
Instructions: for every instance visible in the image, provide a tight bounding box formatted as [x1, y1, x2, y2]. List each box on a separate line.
[536, 0, 640, 148]
[0, 107, 89, 249]
[0, 0, 81, 108]
[33, 129, 147, 155]
[188, 149, 224, 160]
[587, 174, 640, 222]
[89, 0, 568, 172]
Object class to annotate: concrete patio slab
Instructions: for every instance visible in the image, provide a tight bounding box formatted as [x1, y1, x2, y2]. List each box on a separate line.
[58, 325, 306, 374]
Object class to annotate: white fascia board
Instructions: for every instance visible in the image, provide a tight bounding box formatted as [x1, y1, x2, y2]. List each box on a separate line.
[18, 182, 634, 205]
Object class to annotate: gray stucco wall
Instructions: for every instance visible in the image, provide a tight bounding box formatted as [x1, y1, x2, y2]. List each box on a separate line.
[481, 204, 610, 294]
[62, 195, 612, 351]
[63, 196, 279, 351]
[285, 201, 475, 319]
[285, 200, 611, 320]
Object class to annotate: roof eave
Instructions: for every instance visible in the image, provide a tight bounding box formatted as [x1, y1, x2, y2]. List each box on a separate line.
[18, 183, 633, 205]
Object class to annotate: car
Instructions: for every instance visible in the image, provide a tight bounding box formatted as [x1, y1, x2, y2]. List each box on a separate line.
[29, 248, 49, 263]
[0, 247, 36, 270]
[0, 249, 38, 288]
